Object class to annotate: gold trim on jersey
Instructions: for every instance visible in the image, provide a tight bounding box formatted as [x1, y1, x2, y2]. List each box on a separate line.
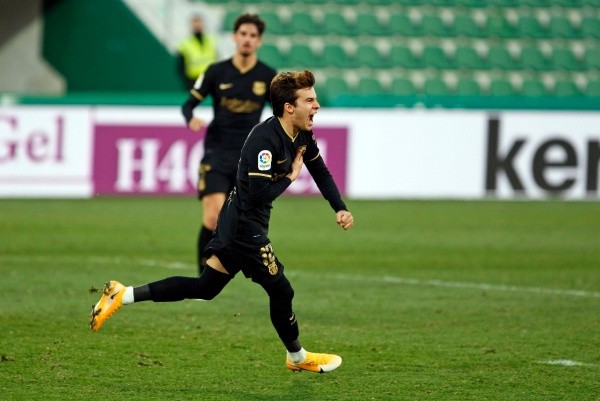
[249, 172, 271, 178]
[277, 118, 298, 141]
[308, 152, 320, 162]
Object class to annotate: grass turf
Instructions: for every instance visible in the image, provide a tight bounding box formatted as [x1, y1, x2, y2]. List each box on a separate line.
[0, 197, 598, 400]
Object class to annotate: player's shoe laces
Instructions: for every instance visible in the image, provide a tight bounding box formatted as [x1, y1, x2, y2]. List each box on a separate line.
[89, 280, 125, 332]
[286, 352, 342, 373]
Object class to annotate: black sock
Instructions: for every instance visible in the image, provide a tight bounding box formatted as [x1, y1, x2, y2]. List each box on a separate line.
[147, 267, 231, 302]
[198, 225, 214, 273]
[260, 274, 300, 349]
[133, 285, 152, 302]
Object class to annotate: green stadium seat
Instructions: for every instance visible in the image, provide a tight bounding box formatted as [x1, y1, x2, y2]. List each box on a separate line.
[258, 44, 287, 67]
[455, 46, 486, 70]
[323, 77, 352, 98]
[289, 12, 324, 35]
[457, 0, 487, 7]
[489, 77, 515, 96]
[389, 45, 422, 69]
[520, 46, 551, 71]
[548, 16, 581, 39]
[421, 14, 455, 37]
[333, 0, 361, 4]
[581, 17, 600, 39]
[260, 11, 288, 35]
[487, 45, 519, 70]
[356, 14, 390, 36]
[486, 15, 518, 38]
[453, 13, 486, 38]
[391, 77, 416, 96]
[423, 77, 449, 96]
[517, 16, 549, 39]
[323, 12, 356, 36]
[355, 44, 391, 69]
[322, 43, 356, 68]
[357, 77, 384, 95]
[223, 11, 241, 31]
[288, 44, 324, 69]
[365, 0, 396, 4]
[390, 14, 422, 37]
[422, 45, 455, 69]
[554, 79, 581, 96]
[584, 79, 600, 96]
[521, 78, 547, 97]
[551, 47, 584, 71]
[455, 77, 481, 96]
[584, 47, 600, 70]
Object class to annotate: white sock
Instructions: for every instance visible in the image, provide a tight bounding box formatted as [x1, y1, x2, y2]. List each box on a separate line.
[122, 286, 134, 305]
[287, 347, 307, 363]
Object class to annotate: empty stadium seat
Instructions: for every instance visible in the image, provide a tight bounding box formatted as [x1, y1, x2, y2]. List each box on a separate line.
[521, 78, 548, 97]
[258, 44, 287, 67]
[356, 14, 390, 36]
[322, 43, 356, 68]
[551, 47, 584, 71]
[520, 46, 551, 71]
[287, 44, 324, 69]
[289, 12, 324, 35]
[486, 15, 518, 38]
[453, 13, 486, 38]
[391, 77, 416, 96]
[487, 45, 519, 70]
[584, 47, 600, 70]
[323, 12, 356, 36]
[357, 77, 384, 95]
[389, 13, 422, 37]
[422, 45, 454, 69]
[323, 77, 351, 97]
[584, 79, 600, 96]
[423, 77, 449, 96]
[554, 79, 581, 96]
[548, 16, 582, 39]
[489, 77, 515, 96]
[455, 77, 481, 96]
[455, 46, 486, 70]
[355, 44, 391, 69]
[261, 11, 288, 35]
[517, 16, 549, 39]
[581, 17, 600, 39]
[421, 14, 455, 37]
[389, 45, 422, 69]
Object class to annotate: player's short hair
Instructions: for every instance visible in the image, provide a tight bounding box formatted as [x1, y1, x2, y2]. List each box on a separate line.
[233, 13, 266, 36]
[270, 70, 316, 117]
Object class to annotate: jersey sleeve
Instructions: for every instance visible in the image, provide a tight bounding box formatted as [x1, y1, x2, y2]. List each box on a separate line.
[304, 138, 347, 213]
[245, 134, 292, 205]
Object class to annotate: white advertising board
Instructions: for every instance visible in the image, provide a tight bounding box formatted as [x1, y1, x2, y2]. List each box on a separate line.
[0, 105, 598, 200]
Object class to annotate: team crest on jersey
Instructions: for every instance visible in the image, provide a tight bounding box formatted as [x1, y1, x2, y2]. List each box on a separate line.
[252, 81, 267, 96]
[258, 150, 272, 171]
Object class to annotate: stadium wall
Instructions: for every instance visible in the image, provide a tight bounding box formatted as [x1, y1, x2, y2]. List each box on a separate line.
[0, 105, 598, 200]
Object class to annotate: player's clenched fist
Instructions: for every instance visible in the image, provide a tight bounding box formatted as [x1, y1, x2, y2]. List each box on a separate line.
[336, 210, 354, 231]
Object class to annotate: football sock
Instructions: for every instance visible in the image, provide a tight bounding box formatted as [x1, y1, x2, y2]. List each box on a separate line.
[123, 286, 135, 305]
[132, 284, 151, 303]
[147, 267, 231, 302]
[287, 347, 307, 363]
[198, 225, 214, 273]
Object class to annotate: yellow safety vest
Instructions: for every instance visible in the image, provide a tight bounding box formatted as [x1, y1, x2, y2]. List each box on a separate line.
[178, 35, 217, 79]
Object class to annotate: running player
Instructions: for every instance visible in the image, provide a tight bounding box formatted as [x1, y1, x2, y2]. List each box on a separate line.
[90, 70, 354, 374]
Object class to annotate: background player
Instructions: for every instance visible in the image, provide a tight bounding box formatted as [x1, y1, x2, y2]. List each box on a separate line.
[181, 13, 277, 274]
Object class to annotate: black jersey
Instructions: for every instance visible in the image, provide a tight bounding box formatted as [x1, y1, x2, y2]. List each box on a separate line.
[191, 59, 276, 152]
[215, 116, 347, 247]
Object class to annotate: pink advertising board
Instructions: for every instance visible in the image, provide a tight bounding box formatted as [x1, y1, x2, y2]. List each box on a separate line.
[93, 124, 347, 196]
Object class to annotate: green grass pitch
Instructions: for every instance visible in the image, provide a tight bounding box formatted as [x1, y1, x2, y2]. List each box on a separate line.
[0, 197, 598, 400]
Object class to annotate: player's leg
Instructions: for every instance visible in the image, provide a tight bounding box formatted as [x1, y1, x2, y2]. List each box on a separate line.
[197, 164, 230, 275]
[259, 273, 342, 373]
[89, 259, 232, 332]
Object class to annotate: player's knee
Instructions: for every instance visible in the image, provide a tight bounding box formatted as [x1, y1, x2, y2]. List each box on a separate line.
[266, 276, 294, 303]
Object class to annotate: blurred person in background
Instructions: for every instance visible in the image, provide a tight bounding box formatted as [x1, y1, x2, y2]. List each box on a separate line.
[181, 13, 277, 275]
[177, 14, 218, 90]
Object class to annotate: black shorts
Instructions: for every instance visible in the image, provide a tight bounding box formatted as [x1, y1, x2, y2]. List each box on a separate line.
[203, 236, 284, 285]
[197, 164, 235, 199]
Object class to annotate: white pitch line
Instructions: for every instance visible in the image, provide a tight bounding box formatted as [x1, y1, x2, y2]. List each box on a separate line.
[3, 255, 600, 299]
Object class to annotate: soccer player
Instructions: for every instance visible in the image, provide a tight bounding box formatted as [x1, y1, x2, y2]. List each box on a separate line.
[90, 70, 354, 374]
[181, 13, 277, 275]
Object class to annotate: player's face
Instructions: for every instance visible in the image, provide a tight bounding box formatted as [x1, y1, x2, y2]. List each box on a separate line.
[290, 87, 320, 133]
[233, 23, 262, 57]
